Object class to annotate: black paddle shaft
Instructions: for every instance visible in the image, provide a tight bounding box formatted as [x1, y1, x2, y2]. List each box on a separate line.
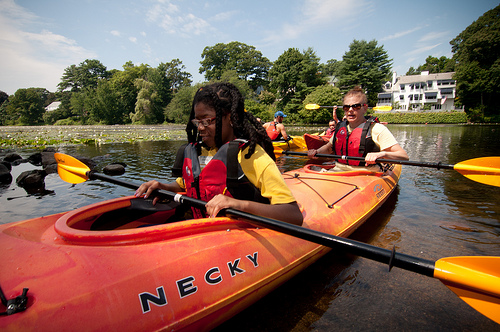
[284, 151, 455, 170]
[88, 171, 436, 277]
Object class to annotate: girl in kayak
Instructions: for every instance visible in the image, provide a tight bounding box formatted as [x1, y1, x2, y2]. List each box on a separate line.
[136, 82, 303, 226]
[307, 86, 408, 171]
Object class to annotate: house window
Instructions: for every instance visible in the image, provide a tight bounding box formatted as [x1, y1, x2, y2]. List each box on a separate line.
[400, 84, 405, 90]
[427, 81, 433, 87]
[399, 95, 404, 100]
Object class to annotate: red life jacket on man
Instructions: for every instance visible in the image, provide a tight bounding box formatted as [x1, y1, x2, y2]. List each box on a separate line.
[174, 140, 269, 218]
[333, 117, 380, 166]
[266, 121, 282, 141]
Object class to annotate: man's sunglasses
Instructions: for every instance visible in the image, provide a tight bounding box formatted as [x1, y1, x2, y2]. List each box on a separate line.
[342, 103, 366, 111]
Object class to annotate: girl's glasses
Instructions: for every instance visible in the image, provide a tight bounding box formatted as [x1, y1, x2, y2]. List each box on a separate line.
[191, 117, 216, 127]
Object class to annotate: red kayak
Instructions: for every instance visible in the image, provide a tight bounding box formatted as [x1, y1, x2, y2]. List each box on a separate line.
[0, 164, 401, 331]
[304, 133, 331, 150]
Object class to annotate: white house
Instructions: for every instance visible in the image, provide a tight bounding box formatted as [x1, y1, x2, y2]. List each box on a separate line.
[45, 101, 61, 112]
[377, 71, 458, 111]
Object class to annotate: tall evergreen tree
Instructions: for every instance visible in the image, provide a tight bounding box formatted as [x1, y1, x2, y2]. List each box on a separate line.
[338, 39, 392, 105]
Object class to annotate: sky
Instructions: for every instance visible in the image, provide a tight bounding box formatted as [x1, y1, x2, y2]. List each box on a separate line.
[0, 0, 498, 95]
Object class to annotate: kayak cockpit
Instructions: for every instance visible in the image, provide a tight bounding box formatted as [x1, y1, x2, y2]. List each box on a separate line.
[53, 196, 248, 246]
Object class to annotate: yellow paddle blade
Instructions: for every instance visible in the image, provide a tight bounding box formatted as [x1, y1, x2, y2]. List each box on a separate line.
[305, 103, 320, 110]
[373, 105, 392, 111]
[54, 153, 91, 184]
[434, 256, 500, 324]
[454, 157, 500, 187]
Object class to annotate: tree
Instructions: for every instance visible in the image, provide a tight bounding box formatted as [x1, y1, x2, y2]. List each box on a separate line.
[164, 85, 201, 124]
[450, 4, 500, 117]
[161, 59, 192, 93]
[0, 90, 8, 106]
[200, 42, 272, 90]
[130, 79, 156, 124]
[321, 59, 342, 77]
[5, 88, 46, 125]
[300, 85, 343, 123]
[337, 39, 392, 105]
[406, 56, 455, 75]
[58, 59, 110, 92]
[268, 47, 325, 121]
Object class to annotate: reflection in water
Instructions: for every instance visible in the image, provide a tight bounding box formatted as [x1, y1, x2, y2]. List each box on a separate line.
[1, 125, 500, 330]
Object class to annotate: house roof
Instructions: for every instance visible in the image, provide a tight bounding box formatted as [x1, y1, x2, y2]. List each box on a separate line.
[45, 101, 61, 111]
[397, 72, 455, 84]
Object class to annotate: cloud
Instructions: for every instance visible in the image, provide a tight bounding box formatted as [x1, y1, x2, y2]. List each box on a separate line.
[146, 0, 214, 37]
[0, 0, 96, 94]
[111, 30, 121, 37]
[129, 36, 137, 43]
[382, 26, 423, 41]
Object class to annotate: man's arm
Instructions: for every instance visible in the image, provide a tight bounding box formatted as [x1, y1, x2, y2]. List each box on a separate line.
[277, 123, 288, 140]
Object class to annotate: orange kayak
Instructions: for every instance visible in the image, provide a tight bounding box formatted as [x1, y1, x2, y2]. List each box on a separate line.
[0, 164, 401, 331]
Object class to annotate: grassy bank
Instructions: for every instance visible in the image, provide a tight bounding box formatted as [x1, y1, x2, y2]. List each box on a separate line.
[373, 111, 468, 124]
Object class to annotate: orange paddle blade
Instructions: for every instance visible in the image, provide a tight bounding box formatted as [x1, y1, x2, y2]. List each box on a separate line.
[434, 256, 500, 324]
[454, 157, 500, 187]
[55, 153, 91, 184]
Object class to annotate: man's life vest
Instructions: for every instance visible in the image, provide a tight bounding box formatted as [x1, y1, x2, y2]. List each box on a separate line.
[325, 127, 335, 137]
[172, 140, 269, 218]
[333, 117, 380, 166]
[266, 121, 282, 141]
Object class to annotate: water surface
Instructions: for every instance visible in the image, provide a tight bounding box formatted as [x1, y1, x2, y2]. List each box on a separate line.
[1, 124, 499, 330]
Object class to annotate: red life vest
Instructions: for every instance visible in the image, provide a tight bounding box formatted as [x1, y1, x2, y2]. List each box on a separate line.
[266, 121, 282, 140]
[333, 117, 380, 166]
[179, 140, 269, 218]
[325, 127, 335, 137]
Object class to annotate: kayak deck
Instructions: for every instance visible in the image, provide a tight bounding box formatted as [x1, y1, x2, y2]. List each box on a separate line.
[0, 164, 401, 331]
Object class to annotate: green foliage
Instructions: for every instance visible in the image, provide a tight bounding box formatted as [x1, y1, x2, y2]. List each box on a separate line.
[299, 85, 343, 123]
[160, 59, 193, 93]
[405, 56, 455, 75]
[213, 70, 255, 100]
[268, 47, 325, 119]
[200, 41, 271, 90]
[54, 117, 80, 125]
[58, 59, 110, 92]
[244, 99, 275, 123]
[258, 90, 276, 105]
[338, 39, 392, 105]
[165, 84, 201, 124]
[4, 88, 47, 125]
[450, 4, 500, 116]
[375, 111, 468, 124]
[320, 59, 341, 77]
[130, 79, 156, 124]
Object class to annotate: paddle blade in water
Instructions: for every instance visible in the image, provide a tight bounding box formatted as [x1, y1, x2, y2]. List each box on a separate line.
[55, 153, 91, 184]
[434, 256, 500, 324]
[454, 157, 500, 187]
[305, 104, 320, 110]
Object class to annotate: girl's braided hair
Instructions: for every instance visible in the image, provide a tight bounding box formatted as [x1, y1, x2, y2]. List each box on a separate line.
[186, 82, 275, 161]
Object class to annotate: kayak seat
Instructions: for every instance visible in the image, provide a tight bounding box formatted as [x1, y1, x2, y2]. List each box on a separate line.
[90, 198, 182, 230]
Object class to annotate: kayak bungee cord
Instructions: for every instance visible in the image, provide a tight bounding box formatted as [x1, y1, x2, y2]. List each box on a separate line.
[284, 172, 359, 208]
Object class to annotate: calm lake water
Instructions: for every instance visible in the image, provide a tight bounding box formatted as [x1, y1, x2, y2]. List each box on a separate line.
[1, 124, 500, 331]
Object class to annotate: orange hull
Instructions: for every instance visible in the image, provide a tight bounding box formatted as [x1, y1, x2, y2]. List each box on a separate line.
[0, 165, 401, 331]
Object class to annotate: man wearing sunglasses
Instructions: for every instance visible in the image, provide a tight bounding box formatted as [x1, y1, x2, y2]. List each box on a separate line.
[307, 86, 408, 171]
